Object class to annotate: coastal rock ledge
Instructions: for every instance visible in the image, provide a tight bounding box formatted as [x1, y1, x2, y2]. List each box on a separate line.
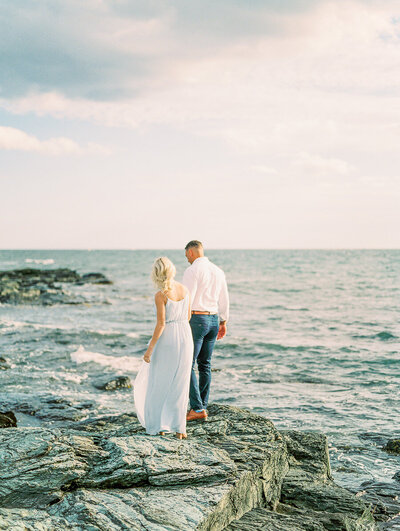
[0, 267, 112, 305]
[0, 404, 378, 530]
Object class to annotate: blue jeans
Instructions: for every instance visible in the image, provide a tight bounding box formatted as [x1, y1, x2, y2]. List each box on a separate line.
[189, 314, 219, 411]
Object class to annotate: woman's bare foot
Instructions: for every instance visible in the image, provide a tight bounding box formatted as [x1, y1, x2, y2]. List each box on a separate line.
[176, 432, 187, 439]
[159, 431, 165, 436]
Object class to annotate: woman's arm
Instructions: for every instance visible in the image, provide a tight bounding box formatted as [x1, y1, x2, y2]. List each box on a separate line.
[143, 292, 166, 363]
[187, 291, 192, 321]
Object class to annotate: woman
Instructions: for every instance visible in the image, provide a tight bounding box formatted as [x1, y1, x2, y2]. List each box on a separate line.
[134, 257, 193, 439]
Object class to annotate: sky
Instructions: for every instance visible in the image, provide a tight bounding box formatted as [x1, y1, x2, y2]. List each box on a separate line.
[1, 0, 399, 249]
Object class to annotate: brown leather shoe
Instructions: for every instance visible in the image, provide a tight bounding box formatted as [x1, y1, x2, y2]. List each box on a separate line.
[186, 409, 208, 422]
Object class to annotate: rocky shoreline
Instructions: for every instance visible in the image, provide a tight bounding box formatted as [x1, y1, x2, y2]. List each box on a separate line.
[1, 403, 398, 530]
[0, 268, 112, 305]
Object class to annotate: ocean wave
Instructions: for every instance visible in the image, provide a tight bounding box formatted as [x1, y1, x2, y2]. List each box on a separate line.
[57, 371, 89, 384]
[0, 320, 141, 341]
[70, 345, 142, 372]
[254, 342, 322, 353]
[261, 305, 309, 311]
[0, 320, 73, 332]
[25, 258, 55, 265]
[87, 329, 139, 339]
[352, 331, 397, 341]
[375, 331, 397, 341]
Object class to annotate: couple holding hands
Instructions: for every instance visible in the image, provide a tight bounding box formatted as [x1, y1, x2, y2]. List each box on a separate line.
[134, 240, 229, 439]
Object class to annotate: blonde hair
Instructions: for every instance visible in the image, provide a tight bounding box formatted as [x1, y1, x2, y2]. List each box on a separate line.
[151, 257, 176, 294]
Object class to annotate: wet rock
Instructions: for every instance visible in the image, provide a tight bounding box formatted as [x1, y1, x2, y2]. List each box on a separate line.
[0, 393, 95, 424]
[0, 357, 10, 370]
[356, 480, 400, 522]
[0, 405, 379, 530]
[278, 430, 377, 530]
[0, 405, 288, 529]
[80, 272, 112, 284]
[0, 267, 112, 305]
[281, 430, 332, 479]
[0, 428, 88, 508]
[0, 508, 75, 530]
[92, 374, 132, 391]
[380, 515, 400, 530]
[0, 412, 17, 428]
[384, 439, 400, 455]
[226, 506, 326, 530]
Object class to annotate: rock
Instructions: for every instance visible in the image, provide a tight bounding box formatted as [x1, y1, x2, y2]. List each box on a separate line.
[278, 429, 377, 530]
[356, 480, 400, 522]
[0, 405, 288, 529]
[0, 428, 88, 508]
[93, 375, 132, 391]
[384, 439, 400, 455]
[0, 357, 11, 371]
[0, 508, 75, 530]
[0, 412, 17, 428]
[0, 393, 95, 423]
[379, 515, 400, 530]
[0, 405, 379, 530]
[80, 272, 112, 284]
[231, 429, 377, 530]
[0, 267, 112, 305]
[281, 429, 332, 479]
[226, 506, 326, 530]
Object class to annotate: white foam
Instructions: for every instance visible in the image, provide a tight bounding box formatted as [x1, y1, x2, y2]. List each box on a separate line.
[33, 322, 72, 331]
[0, 320, 141, 340]
[25, 258, 55, 265]
[60, 371, 88, 383]
[70, 345, 142, 372]
[0, 320, 73, 332]
[0, 319, 27, 330]
[88, 328, 123, 337]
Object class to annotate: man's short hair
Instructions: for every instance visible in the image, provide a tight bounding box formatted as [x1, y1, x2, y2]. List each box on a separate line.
[185, 240, 203, 251]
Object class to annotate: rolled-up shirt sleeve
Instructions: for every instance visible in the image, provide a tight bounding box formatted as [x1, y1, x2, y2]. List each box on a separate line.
[218, 273, 229, 323]
[182, 267, 198, 303]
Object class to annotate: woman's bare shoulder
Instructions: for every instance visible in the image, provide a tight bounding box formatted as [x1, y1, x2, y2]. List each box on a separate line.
[155, 291, 166, 302]
[174, 282, 188, 294]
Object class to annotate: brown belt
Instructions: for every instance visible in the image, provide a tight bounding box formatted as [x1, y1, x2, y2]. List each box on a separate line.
[191, 310, 217, 315]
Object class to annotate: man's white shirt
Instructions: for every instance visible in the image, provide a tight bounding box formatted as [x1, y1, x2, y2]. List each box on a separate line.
[182, 257, 229, 322]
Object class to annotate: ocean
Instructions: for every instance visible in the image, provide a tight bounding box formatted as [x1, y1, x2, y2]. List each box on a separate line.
[1, 249, 399, 495]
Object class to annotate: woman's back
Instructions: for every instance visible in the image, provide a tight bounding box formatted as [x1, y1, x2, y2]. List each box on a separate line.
[135, 281, 193, 435]
[163, 281, 187, 302]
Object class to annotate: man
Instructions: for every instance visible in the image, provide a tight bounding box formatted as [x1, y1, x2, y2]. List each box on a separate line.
[182, 240, 229, 421]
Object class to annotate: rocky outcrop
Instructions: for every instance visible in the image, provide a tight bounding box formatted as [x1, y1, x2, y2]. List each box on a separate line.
[92, 374, 132, 391]
[227, 429, 377, 530]
[0, 412, 17, 428]
[0, 393, 96, 422]
[353, 438, 400, 526]
[0, 267, 112, 305]
[0, 357, 11, 370]
[0, 404, 378, 530]
[384, 439, 400, 455]
[356, 480, 400, 524]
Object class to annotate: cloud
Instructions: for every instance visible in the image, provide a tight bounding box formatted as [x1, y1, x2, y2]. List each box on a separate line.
[0, 126, 110, 155]
[0, 0, 321, 101]
[293, 152, 355, 176]
[251, 165, 279, 176]
[1, 0, 400, 180]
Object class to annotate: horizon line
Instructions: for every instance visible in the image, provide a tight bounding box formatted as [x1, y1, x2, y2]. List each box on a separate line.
[1, 248, 399, 252]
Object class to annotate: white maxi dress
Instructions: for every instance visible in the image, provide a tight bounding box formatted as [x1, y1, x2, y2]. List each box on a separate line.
[134, 292, 193, 435]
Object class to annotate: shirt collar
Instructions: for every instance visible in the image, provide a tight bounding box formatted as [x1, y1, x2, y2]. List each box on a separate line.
[193, 256, 208, 265]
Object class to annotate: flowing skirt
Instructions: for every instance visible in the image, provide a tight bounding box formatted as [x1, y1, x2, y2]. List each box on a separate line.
[134, 321, 193, 435]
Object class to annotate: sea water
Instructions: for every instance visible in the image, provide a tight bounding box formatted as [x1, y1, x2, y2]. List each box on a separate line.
[1, 249, 399, 493]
